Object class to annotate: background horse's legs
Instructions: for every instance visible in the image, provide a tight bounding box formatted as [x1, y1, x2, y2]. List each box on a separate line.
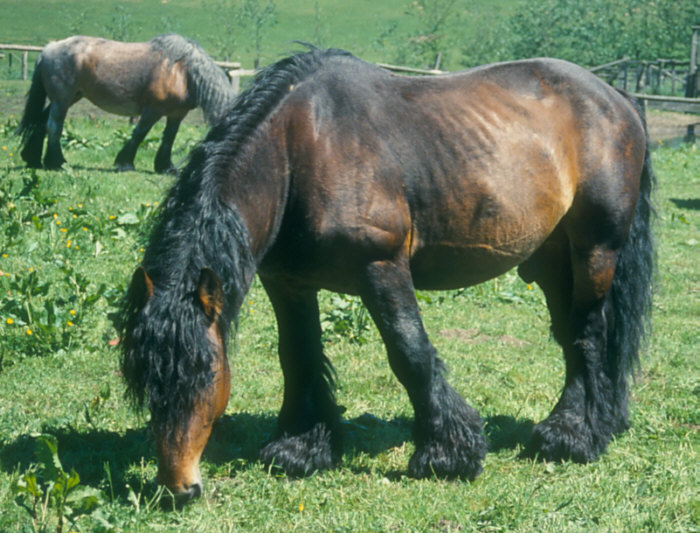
[258, 277, 342, 477]
[43, 102, 68, 170]
[360, 259, 486, 480]
[521, 240, 624, 463]
[114, 109, 161, 172]
[154, 115, 185, 174]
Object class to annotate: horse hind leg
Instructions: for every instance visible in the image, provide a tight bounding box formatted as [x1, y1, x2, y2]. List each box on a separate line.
[520, 237, 627, 463]
[258, 277, 342, 477]
[114, 109, 161, 172]
[154, 115, 185, 174]
[360, 259, 486, 480]
[43, 102, 68, 170]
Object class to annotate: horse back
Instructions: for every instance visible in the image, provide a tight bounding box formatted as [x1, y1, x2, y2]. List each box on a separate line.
[39, 36, 190, 116]
[263, 57, 647, 291]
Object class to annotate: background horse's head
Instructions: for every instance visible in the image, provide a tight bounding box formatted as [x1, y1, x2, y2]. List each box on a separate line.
[120, 267, 229, 503]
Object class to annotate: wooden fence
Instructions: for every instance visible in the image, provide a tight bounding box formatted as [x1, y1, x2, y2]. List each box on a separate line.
[3, 42, 698, 115]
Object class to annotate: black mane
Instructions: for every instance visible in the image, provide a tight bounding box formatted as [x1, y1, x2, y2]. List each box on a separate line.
[119, 47, 355, 432]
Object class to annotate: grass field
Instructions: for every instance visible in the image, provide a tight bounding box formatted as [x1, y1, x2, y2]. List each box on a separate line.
[0, 77, 697, 532]
[1, 0, 517, 77]
[0, 2, 698, 530]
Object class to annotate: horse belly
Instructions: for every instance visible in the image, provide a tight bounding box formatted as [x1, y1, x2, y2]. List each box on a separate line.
[410, 241, 537, 290]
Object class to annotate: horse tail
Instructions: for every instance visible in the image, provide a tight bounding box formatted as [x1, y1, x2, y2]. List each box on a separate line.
[606, 90, 657, 426]
[16, 56, 48, 166]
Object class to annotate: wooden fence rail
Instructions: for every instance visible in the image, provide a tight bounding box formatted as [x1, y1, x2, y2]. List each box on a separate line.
[3, 43, 698, 114]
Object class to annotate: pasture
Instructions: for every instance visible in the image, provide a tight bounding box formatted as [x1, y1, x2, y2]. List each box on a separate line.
[0, 77, 697, 531]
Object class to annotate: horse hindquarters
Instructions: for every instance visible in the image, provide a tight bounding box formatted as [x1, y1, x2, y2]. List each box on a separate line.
[17, 65, 48, 168]
[521, 133, 654, 463]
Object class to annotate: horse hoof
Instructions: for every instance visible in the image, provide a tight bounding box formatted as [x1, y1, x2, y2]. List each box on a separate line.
[259, 422, 339, 477]
[408, 431, 486, 481]
[526, 414, 603, 464]
[115, 162, 135, 172]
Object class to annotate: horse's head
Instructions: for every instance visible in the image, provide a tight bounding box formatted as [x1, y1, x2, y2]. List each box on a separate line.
[121, 267, 230, 504]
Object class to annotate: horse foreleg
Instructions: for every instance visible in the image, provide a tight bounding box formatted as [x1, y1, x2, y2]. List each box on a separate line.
[44, 102, 67, 170]
[114, 110, 161, 172]
[258, 277, 342, 477]
[154, 116, 184, 174]
[360, 259, 486, 480]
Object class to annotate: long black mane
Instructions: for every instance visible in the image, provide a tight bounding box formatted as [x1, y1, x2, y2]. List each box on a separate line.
[119, 47, 354, 432]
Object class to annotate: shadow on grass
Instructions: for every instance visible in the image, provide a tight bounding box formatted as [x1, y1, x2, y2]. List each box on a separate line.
[670, 198, 700, 210]
[0, 411, 537, 501]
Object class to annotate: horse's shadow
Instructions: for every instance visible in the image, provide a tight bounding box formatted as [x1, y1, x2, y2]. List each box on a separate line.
[670, 198, 700, 211]
[0, 411, 535, 499]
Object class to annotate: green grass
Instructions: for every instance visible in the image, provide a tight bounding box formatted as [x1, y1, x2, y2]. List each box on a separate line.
[0, 92, 697, 531]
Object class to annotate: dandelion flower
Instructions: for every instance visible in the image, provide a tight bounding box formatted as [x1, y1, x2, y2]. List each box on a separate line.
[298, 502, 304, 512]
[6, 318, 14, 325]
[67, 321, 74, 327]
[70, 309, 76, 315]
[1, 146, 6, 151]
[26, 329, 33, 335]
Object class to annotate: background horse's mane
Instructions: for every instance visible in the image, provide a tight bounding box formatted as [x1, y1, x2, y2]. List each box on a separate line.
[149, 33, 235, 125]
[120, 47, 354, 431]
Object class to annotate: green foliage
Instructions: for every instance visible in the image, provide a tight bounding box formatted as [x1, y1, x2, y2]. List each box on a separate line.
[507, 0, 698, 65]
[237, 0, 278, 69]
[12, 434, 104, 533]
[320, 294, 371, 345]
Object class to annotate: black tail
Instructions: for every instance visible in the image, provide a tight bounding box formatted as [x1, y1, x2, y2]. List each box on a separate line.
[16, 58, 48, 168]
[606, 91, 657, 427]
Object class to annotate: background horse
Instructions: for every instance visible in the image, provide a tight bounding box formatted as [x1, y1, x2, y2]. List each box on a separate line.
[16, 34, 236, 173]
[120, 48, 655, 503]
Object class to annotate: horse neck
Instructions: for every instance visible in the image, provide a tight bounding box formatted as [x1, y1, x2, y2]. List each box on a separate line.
[222, 116, 291, 265]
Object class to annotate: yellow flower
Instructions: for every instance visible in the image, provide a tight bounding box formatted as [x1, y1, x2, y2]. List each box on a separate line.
[60, 228, 67, 233]
[28, 267, 34, 272]
[527, 284, 533, 290]
[108, 215, 116, 220]
[1, 146, 6, 151]
[1, 253, 7, 258]
[70, 309, 76, 315]
[67, 321, 74, 327]
[6, 318, 13, 325]
[298, 502, 304, 512]
[26, 328, 33, 335]
[77, 203, 83, 208]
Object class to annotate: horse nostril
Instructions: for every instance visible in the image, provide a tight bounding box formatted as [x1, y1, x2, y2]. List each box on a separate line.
[187, 482, 202, 500]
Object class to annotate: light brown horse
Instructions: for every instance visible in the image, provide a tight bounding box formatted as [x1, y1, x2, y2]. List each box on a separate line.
[120, 48, 655, 504]
[17, 34, 236, 173]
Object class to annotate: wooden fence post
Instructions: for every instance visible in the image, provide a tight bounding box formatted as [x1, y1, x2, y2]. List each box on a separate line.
[22, 50, 27, 80]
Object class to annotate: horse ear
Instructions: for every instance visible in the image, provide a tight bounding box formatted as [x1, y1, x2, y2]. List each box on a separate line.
[129, 266, 154, 310]
[197, 268, 224, 322]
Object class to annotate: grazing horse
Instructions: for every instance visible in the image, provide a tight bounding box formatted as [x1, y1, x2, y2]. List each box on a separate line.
[16, 34, 236, 173]
[120, 48, 655, 503]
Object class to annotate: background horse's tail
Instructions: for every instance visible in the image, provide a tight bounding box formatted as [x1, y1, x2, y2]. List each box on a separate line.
[16, 57, 48, 167]
[607, 90, 657, 428]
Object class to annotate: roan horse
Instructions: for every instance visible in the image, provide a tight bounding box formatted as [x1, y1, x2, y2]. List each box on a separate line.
[16, 34, 236, 173]
[120, 48, 655, 503]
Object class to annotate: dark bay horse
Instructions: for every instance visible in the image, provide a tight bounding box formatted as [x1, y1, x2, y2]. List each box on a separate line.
[120, 48, 655, 503]
[16, 34, 236, 173]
